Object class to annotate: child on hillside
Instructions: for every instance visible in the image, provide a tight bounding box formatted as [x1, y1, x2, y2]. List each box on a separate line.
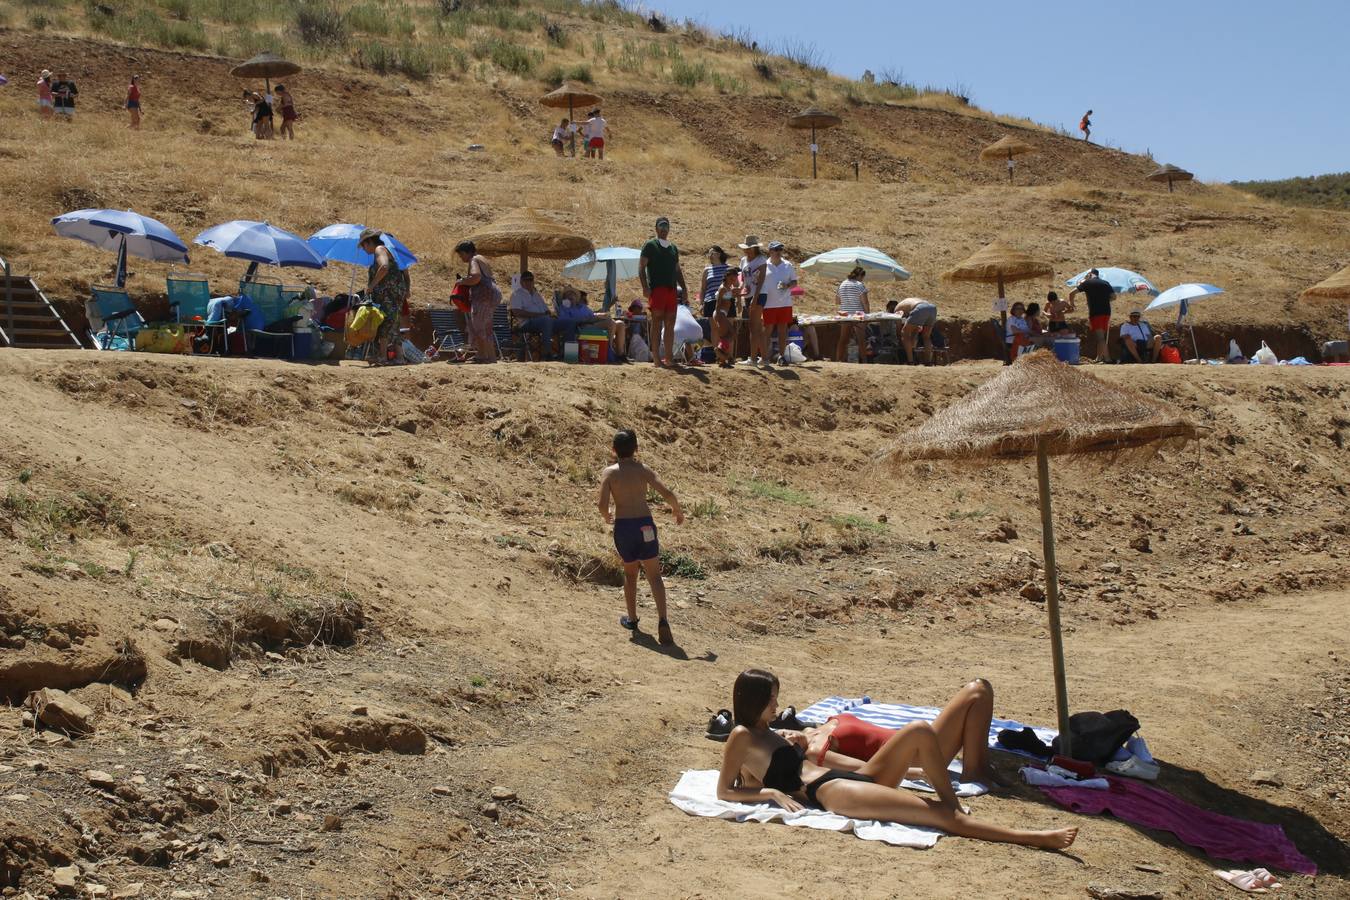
[1044, 290, 1074, 336]
[597, 429, 684, 646]
[712, 269, 739, 367]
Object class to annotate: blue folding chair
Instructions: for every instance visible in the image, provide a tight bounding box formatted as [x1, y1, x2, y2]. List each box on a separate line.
[88, 285, 145, 351]
[239, 277, 294, 358]
[428, 307, 473, 361]
[492, 303, 527, 360]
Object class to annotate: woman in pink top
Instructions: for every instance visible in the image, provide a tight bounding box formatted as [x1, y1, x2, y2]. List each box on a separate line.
[37, 69, 54, 119]
[126, 75, 141, 129]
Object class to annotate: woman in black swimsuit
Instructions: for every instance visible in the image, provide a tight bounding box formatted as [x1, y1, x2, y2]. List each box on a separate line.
[717, 669, 1079, 850]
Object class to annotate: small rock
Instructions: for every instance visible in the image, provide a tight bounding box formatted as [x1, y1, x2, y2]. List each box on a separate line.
[88, 885, 110, 898]
[349, 705, 368, 717]
[743, 622, 768, 635]
[85, 769, 117, 789]
[480, 802, 500, 819]
[179, 399, 198, 409]
[272, 799, 292, 815]
[1129, 536, 1151, 553]
[321, 814, 342, 832]
[27, 688, 95, 735]
[395, 419, 418, 434]
[111, 885, 144, 900]
[204, 541, 235, 559]
[210, 849, 231, 868]
[1250, 770, 1283, 787]
[1099, 562, 1122, 574]
[490, 786, 516, 802]
[43, 630, 73, 649]
[1086, 887, 1162, 900]
[431, 785, 453, 796]
[264, 651, 286, 663]
[1019, 582, 1045, 603]
[152, 618, 179, 632]
[1133, 864, 1164, 874]
[52, 865, 80, 892]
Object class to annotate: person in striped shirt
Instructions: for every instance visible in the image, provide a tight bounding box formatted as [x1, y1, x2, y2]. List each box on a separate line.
[835, 266, 870, 362]
[698, 246, 731, 317]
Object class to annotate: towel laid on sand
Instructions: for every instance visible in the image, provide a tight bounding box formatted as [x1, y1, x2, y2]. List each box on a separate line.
[799, 696, 1058, 760]
[669, 770, 941, 849]
[1039, 777, 1317, 876]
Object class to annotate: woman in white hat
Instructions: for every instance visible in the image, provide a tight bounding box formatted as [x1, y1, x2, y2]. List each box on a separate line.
[37, 69, 54, 119]
[738, 235, 768, 366]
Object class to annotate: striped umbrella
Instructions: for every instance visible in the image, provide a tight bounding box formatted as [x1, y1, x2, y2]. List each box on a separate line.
[800, 247, 911, 281]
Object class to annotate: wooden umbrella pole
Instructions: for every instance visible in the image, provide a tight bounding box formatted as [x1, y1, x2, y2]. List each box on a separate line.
[998, 273, 1009, 365]
[1036, 439, 1073, 758]
[569, 98, 576, 158]
[1007, 152, 1014, 183]
[812, 124, 817, 180]
[520, 250, 529, 276]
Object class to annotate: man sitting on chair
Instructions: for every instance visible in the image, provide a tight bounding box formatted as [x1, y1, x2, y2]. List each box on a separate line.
[1119, 310, 1162, 363]
[509, 271, 557, 361]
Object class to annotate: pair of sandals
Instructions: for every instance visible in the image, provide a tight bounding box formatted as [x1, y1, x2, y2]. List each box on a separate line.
[704, 705, 806, 741]
[1214, 868, 1283, 893]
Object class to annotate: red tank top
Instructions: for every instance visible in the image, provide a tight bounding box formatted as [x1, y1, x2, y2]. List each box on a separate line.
[830, 713, 894, 760]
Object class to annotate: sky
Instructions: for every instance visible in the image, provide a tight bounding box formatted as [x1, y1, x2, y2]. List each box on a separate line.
[647, 0, 1349, 182]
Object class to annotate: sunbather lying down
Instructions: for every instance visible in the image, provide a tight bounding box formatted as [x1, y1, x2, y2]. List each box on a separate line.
[718, 670, 1078, 850]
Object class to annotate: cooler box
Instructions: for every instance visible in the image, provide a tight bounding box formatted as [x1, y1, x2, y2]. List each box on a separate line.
[579, 328, 609, 365]
[1052, 337, 1081, 365]
[788, 327, 805, 351]
[293, 327, 314, 360]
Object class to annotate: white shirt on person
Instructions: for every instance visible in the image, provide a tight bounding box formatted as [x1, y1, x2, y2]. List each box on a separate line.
[584, 116, 606, 139]
[741, 255, 767, 296]
[551, 123, 576, 142]
[1006, 315, 1030, 343]
[1120, 321, 1153, 343]
[510, 286, 550, 316]
[763, 260, 795, 309]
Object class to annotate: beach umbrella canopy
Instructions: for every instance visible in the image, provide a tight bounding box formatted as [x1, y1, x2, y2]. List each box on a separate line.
[946, 240, 1053, 361]
[1145, 283, 1224, 312]
[194, 220, 326, 271]
[788, 106, 843, 180]
[563, 246, 642, 310]
[882, 351, 1202, 754]
[1300, 266, 1350, 301]
[308, 224, 418, 269]
[465, 208, 593, 275]
[230, 51, 300, 93]
[1067, 267, 1158, 297]
[541, 82, 602, 156]
[1147, 164, 1194, 193]
[52, 208, 189, 288]
[981, 135, 1036, 182]
[800, 246, 911, 282]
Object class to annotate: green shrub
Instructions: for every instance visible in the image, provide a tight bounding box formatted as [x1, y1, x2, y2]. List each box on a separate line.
[669, 58, 706, 88]
[611, 39, 644, 73]
[294, 0, 347, 47]
[345, 2, 388, 34]
[660, 550, 707, 580]
[28, 9, 51, 27]
[590, 33, 605, 56]
[540, 63, 591, 86]
[436, 12, 466, 38]
[710, 72, 745, 95]
[479, 35, 537, 75]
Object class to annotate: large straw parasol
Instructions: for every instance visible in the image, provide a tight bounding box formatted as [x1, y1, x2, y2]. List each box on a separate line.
[230, 51, 301, 95]
[883, 351, 1203, 756]
[541, 82, 602, 157]
[981, 135, 1035, 183]
[464, 208, 594, 276]
[1300, 265, 1350, 301]
[1147, 164, 1194, 193]
[788, 106, 842, 180]
[944, 240, 1053, 355]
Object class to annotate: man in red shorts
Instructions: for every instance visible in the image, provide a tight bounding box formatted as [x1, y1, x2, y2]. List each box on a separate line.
[639, 216, 687, 368]
[1070, 268, 1116, 363]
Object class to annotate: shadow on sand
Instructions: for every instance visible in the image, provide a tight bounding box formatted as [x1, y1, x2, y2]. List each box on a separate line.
[629, 628, 716, 662]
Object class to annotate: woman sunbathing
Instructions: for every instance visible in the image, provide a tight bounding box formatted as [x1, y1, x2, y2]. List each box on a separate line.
[717, 670, 1078, 850]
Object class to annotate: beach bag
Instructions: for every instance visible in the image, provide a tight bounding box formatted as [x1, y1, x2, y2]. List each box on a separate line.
[138, 324, 191, 354]
[1051, 709, 1140, 765]
[784, 342, 807, 364]
[449, 283, 471, 314]
[674, 304, 703, 344]
[347, 304, 384, 345]
[1159, 345, 1182, 365]
[1253, 341, 1278, 365]
[628, 333, 652, 363]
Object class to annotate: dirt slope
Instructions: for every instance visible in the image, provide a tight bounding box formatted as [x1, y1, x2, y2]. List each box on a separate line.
[1, 351, 1347, 897]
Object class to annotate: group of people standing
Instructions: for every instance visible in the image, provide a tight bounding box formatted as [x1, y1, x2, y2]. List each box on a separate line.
[33, 68, 144, 128]
[243, 85, 299, 140]
[550, 108, 608, 159]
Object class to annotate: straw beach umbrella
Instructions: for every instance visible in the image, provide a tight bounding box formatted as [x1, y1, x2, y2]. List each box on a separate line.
[1147, 164, 1194, 193]
[981, 135, 1035, 183]
[788, 106, 842, 180]
[944, 240, 1053, 357]
[883, 352, 1203, 755]
[464, 208, 593, 276]
[230, 51, 301, 95]
[1300, 265, 1350, 302]
[541, 82, 602, 157]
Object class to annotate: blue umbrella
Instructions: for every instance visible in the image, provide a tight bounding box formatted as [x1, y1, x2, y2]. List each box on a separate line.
[1146, 283, 1224, 360]
[193, 221, 326, 280]
[307, 224, 418, 269]
[52, 208, 190, 288]
[562, 247, 642, 310]
[1066, 267, 1158, 297]
[800, 246, 911, 281]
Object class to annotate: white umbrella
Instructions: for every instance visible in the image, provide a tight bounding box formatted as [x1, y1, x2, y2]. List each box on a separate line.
[1146, 283, 1224, 360]
[800, 246, 911, 281]
[562, 247, 641, 310]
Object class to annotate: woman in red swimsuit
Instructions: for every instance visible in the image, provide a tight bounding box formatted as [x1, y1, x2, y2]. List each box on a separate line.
[717, 669, 1078, 849]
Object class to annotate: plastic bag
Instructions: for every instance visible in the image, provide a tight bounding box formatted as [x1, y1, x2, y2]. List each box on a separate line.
[628, 333, 652, 362]
[1253, 341, 1278, 365]
[784, 342, 807, 364]
[138, 324, 191, 354]
[674, 304, 703, 344]
[1227, 338, 1245, 361]
[347, 304, 385, 345]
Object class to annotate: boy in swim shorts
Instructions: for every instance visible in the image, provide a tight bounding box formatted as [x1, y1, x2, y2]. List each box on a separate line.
[597, 429, 684, 645]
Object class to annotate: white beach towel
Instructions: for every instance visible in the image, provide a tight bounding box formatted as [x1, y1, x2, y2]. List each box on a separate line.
[669, 770, 941, 849]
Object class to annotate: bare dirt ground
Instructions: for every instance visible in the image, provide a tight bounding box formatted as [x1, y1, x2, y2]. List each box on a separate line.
[1, 350, 1347, 899]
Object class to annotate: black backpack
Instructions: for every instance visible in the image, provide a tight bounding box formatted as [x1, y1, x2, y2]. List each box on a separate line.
[1051, 710, 1140, 765]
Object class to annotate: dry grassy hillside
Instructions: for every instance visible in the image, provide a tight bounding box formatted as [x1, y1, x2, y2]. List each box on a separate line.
[2, 24, 1348, 355]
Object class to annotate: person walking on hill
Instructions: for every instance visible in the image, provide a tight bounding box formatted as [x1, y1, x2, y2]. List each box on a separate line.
[453, 240, 500, 363]
[275, 84, 298, 140]
[598, 428, 684, 647]
[125, 75, 141, 130]
[1070, 268, 1115, 362]
[51, 71, 77, 120]
[37, 69, 54, 119]
[639, 216, 687, 369]
[1079, 109, 1092, 141]
[583, 108, 608, 159]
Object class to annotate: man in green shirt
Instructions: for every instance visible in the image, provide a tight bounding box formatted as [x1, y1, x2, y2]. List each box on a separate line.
[638, 216, 687, 368]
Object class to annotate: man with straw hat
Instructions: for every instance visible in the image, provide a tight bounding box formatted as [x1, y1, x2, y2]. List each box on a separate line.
[738, 235, 769, 367]
[639, 217, 687, 369]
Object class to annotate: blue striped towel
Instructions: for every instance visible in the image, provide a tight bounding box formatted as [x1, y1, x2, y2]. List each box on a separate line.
[798, 696, 1057, 759]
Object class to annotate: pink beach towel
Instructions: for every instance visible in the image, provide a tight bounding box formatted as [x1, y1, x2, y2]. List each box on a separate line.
[1039, 777, 1316, 876]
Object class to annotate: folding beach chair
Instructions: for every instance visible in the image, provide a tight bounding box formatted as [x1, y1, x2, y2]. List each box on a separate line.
[428, 307, 474, 361]
[88, 284, 145, 351]
[492, 303, 527, 361]
[239, 276, 295, 359]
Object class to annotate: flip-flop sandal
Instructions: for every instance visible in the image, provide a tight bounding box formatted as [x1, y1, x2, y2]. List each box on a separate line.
[1213, 869, 1269, 893]
[619, 615, 639, 631]
[1250, 869, 1282, 890]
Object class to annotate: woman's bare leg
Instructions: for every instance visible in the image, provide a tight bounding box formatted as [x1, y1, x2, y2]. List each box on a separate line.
[928, 678, 1003, 784]
[819, 781, 1077, 849]
[857, 722, 962, 810]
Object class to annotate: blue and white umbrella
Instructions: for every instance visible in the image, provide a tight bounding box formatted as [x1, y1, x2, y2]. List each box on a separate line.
[1146, 283, 1224, 360]
[1066, 267, 1158, 297]
[563, 247, 642, 310]
[52, 208, 190, 288]
[307, 224, 418, 270]
[193, 220, 326, 274]
[799, 246, 911, 281]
